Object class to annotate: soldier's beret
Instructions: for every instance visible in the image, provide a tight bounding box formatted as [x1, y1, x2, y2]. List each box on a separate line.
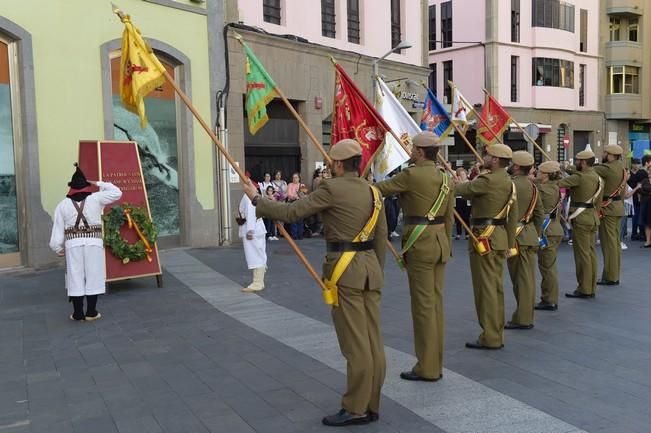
[512, 151, 534, 166]
[412, 131, 441, 147]
[485, 143, 512, 159]
[329, 139, 362, 160]
[604, 144, 623, 155]
[576, 149, 595, 160]
[538, 160, 561, 174]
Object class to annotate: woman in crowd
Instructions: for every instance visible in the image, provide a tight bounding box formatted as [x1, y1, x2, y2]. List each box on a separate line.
[454, 166, 471, 240]
[286, 172, 307, 239]
[258, 172, 273, 195]
[272, 170, 288, 202]
[639, 168, 651, 248]
[263, 185, 279, 240]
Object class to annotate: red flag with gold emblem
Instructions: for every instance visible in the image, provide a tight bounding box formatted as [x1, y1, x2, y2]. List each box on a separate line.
[478, 95, 511, 145]
[331, 63, 390, 175]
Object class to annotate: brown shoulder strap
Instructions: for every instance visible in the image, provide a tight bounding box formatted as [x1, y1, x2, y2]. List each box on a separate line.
[70, 199, 90, 229]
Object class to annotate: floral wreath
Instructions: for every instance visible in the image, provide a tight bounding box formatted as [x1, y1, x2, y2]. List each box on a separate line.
[103, 203, 158, 264]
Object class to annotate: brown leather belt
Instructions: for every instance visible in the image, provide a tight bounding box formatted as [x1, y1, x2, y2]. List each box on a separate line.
[327, 240, 374, 252]
[403, 216, 446, 225]
[470, 218, 506, 226]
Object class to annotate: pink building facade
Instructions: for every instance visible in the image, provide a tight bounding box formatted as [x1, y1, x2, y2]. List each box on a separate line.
[428, 0, 604, 163]
[224, 0, 430, 188]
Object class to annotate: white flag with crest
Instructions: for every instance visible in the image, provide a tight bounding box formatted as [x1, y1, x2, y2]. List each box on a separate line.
[373, 78, 417, 181]
[450, 84, 469, 125]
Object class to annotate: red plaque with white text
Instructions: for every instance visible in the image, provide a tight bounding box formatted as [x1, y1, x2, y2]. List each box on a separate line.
[78, 140, 162, 283]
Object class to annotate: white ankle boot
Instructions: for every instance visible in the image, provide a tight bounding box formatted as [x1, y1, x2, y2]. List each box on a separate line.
[242, 267, 266, 292]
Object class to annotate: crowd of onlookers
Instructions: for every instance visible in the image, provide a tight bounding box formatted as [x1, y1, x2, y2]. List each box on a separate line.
[252, 168, 331, 240]
[249, 154, 651, 247]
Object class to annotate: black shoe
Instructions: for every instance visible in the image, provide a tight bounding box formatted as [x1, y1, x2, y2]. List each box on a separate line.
[465, 340, 503, 350]
[400, 371, 442, 382]
[535, 301, 558, 311]
[596, 279, 619, 286]
[565, 290, 595, 299]
[368, 411, 379, 422]
[322, 409, 370, 427]
[504, 321, 534, 330]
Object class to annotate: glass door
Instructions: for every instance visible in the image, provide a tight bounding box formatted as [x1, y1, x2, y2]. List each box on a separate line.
[0, 39, 20, 267]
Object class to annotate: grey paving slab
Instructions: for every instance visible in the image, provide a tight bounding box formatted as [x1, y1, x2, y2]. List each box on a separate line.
[166, 249, 586, 433]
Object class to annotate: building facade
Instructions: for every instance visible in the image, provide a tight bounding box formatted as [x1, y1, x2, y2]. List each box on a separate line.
[601, 0, 650, 156]
[428, 0, 604, 164]
[224, 0, 430, 206]
[0, 0, 225, 270]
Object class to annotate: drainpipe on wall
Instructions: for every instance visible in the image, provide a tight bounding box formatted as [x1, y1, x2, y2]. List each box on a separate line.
[217, 100, 231, 246]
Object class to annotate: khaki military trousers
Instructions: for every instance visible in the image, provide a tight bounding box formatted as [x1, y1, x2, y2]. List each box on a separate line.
[469, 249, 505, 348]
[405, 250, 446, 379]
[537, 236, 562, 304]
[599, 214, 622, 282]
[507, 246, 537, 326]
[331, 283, 386, 415]
[571, 222, 598, 295]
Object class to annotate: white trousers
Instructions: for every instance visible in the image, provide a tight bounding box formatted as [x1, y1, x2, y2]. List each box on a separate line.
[65, 245, 107, 296]
[243, 236, 267, 269]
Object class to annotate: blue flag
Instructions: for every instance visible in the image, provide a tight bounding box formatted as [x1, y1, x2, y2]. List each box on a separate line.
[420, 88, 453, 139]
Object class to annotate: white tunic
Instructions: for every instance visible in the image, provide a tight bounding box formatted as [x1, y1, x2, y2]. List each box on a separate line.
[49, 182, 122, 296]
[238, 194, 267, 269]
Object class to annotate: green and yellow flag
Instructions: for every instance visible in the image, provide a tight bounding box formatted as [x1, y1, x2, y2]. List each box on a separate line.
[118, 13, 165, 128]
[240, 38, 277, 135]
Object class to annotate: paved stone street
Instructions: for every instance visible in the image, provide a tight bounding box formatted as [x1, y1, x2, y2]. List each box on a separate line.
[1, 238, 650, 433]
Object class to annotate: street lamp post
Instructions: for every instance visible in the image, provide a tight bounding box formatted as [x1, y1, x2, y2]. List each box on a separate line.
[372, 40, 412, 104]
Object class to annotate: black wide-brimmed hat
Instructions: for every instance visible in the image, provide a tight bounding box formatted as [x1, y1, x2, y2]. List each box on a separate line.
[66, 163, 93, 197]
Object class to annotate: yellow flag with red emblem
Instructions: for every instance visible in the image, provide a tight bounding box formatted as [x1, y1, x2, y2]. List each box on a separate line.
[118, 13, 165, 128]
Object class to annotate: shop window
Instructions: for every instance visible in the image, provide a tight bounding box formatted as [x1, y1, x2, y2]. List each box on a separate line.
[110, 56, 180, 237]
[0, 40, 18, 255]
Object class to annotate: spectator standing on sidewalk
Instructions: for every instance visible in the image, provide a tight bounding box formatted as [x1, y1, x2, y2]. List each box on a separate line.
[49, 164, 122, 321]
[272, 170, 288, 202]
[263, 185, 278, 240]
[286, 172, 307, 239]
[238, 192, 267, 292]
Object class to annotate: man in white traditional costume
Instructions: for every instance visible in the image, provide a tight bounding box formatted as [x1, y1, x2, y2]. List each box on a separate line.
[49, 164, 122, 321]
[238, 192, 267, 292]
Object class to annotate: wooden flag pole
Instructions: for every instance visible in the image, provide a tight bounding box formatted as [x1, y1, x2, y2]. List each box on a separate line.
[480, 88, 552, 161]
[335, 66, 480, 245]
[423, 83, 483, 162]
[112, 7, 328, 296]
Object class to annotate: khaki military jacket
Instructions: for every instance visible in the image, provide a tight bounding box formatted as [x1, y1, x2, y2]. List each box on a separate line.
[537, 181, 563, 237]
[511, 175, 544, 246]
[256, 172, 387, 290]
[558, 167, 601, 227]
[375, 160, 455, 263]
[455, 167, 518, 251]
[594, 160, 625, 217]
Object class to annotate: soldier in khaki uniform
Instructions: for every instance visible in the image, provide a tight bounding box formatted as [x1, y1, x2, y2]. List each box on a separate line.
[506, 151, 544, 329]
[375, 131, 454, 381]
[455, 144, 518, 350]
[594, 144, 626, 285]
[559, 148, 602, 298]
[535, 161, 564, 311]
[242, 139, 387, 427]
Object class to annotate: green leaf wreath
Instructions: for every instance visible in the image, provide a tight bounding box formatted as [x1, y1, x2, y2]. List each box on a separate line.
[103, 203, 158, 264]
